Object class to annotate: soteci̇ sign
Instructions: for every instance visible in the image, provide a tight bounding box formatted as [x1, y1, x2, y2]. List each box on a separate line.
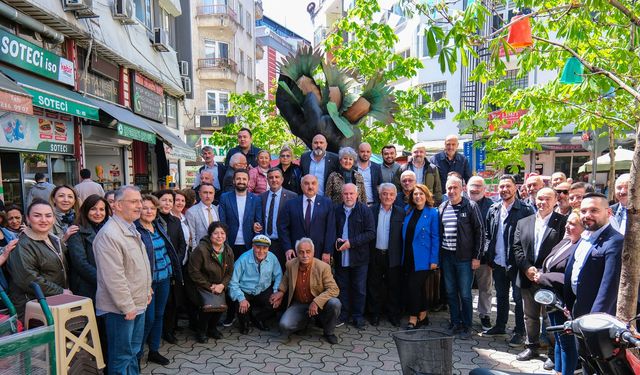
[0, 29, 75, 86]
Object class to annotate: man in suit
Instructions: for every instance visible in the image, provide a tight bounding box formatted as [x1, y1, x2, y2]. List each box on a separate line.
[483, 175, 535, 347]
[261, 167, 298, 269]
[271, 238, 341, 345]
[280, 174, 336, 264]
[300, 134, 339, 196]
[397, 143, 443, 206]
[185, 183, 219, 248]
[513, 187, 567, 361]
[524, 175, 544, 211]
[218, 169, 263, 260]
[610, 173, 629, 234]
[334, 183, 375, 329]
[356, 142, 382, 205]
[367, 183, 404, 327]
[565, 193, 623, 318]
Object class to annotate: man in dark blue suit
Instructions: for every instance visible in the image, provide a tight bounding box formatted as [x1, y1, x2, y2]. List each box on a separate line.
[564, 193, 624, 318]
[334, 183, 375, 329]
[261, 168, 297, 269]
[280, 174, 336, 264]
[218, 169, 263, 259]
[299, 134, 339, 196]
[356, 142, 382, 205]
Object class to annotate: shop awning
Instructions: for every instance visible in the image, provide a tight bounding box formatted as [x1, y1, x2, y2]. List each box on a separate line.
[0, 73, 33, 115]
[87, 98, 156, 144]
[0, 66, 99, 120]
[143, 120, 197, 161]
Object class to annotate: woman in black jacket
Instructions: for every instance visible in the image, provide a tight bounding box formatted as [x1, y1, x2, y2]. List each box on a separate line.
[153, 189, 187, 344]
[67, 194, 111, 300]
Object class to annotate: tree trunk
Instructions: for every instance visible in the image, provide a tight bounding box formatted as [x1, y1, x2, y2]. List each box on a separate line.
[608, 125, 616, 201]
[616, 123, 640, 325]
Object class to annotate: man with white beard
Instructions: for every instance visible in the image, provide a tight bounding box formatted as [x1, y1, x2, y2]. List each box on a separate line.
[300, 134, 339, 196]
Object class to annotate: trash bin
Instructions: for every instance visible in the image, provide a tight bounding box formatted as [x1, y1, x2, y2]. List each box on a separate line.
[391, 329, 453, 375]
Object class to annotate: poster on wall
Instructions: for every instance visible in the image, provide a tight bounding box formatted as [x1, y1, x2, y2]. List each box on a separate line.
[0, 108, 74, 154]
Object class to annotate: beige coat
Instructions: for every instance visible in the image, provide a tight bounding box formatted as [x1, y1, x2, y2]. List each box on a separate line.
[278, 258, 339, 309]
[93, 215, 151, 314]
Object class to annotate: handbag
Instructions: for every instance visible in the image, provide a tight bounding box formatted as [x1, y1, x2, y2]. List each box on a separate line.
[198, 289, 228, 313]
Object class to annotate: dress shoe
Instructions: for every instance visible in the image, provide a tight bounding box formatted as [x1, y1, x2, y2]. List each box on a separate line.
[238, 319, 249, 334]
[162, 332, 177, 344]
[417, 316, 430, 327]
[406, 322, 417, 330]
[253, 320, 269, 331]
[148, 351, 170, 366]
[323, 334, 338, 345]
[516, 348, 540, 361]
[207, 328, 223, 340]
[195, 333, 208, 344]
[543, 357, 555, 370]
[389, 317, 401, 327]
[370, 316, 380, 326]
[482, 327, 508, 337]
[353, 319, 366, 330]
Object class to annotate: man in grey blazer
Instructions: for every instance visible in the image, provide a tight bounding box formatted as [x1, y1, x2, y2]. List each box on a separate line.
[185, 183, 219, 248]
[261, 168, 297, 269]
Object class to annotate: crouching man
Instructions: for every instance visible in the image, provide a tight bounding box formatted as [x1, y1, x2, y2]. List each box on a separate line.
[270, 238, 341, 344]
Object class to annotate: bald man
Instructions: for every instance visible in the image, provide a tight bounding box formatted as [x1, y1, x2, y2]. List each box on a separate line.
[553, 182, 572, 216]
[429, 134, 472, 193]
[300, 134, 339, 196]
[524, 175, 544, 210]
[610, 173, 630, 234]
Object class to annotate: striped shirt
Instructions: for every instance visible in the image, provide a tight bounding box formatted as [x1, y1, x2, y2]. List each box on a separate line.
[151, 229, 172, 282]
[442, 203, 460, 251]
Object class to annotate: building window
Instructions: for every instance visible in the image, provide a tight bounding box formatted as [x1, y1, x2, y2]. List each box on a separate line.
[239, 50, 245, 74]
[420, 81, 447, 120]
[247, 57, 253, 79]
[417, 26, 442, 57]
[505, 69, 528, 89]
[160, 10, 176, 48]
[238, 3, 244, 28]
[246, 11, 252, 34]
[166, 96, 178, 128]
[134, 0, 153, 29]
[206, 90, 230, 114]
[204, 40, 229, 59]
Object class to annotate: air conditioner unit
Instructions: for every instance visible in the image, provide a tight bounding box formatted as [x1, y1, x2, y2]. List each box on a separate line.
[179, 61, 189, 76]
[181, 76, 192, 94]
[113, 0, 136, 24]
[63, 0, 89, 11]
[152, 27, 170, 52]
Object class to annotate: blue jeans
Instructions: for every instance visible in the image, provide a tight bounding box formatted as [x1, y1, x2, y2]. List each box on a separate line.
[492, 265, 525, 334]
[441, 251, 473, 329]
[334, 264, 368, 322]
[140, 278, 171, 356]
[549, 310, 578, 375]
[104, 312, 145, 375]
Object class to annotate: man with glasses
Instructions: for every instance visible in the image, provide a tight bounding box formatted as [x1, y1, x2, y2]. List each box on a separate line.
[277, 145, 302, 194]
[394, 170, 417, 208]
[94, 185, 152, 374]
[554, 182, 572, 216]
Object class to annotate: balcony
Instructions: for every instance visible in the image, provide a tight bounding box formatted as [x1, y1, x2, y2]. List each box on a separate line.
[197, 58, 238, 82]
[256, 79, 265, 94]
[198, 114, 235, 129]
[196, 4, 239, 32]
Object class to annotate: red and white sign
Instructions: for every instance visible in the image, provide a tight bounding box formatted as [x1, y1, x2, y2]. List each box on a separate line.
[488, 109, 528, 130]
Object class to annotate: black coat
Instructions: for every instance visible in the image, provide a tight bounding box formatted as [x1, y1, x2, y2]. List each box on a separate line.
[513, 211, 567, 289]
[158, 212, 187, 261]
[369, 204, 405, 268]
[66, 225, 98, 299]
[300, 151, 339, 184]
[334, 202, 376, 267]
[438, 197, 484, 262]
[537, 238, 576, 301]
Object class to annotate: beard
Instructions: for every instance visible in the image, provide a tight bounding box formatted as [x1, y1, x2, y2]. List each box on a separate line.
[235, 184, 248, 192]
[313, 148, 325, 157]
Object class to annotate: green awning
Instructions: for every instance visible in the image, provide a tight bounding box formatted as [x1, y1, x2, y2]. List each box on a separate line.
[87, 98, 157, 144]
[143, 120, 197, 161]
[0, 66, 99, 120]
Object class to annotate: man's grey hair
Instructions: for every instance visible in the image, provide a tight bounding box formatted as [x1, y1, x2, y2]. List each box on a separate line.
[229, 153, 247, 167]
[616, 173, 630, 186]
[201, 145, 214, 154]
[280, 145, 293, 155]
[114, 185, 141, 201]
[200, 170, 213, 178]
[338, 147, 357, 161]
[446, 175, 463, 188]
[295, 237, 315, 253]
[400, 170, 417, 180]
[378, 183, 397, 194]
[342, 182, 358, 194]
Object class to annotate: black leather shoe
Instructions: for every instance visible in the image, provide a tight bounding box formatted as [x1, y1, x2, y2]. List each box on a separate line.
[389, 317, 401, 327]
[417, 316, 430, 327]
[148, 351, 170, 366]
[207, 328, 223, 340]
[353, 319, 366, 330]
[162, 332, 177, 344]
[253, 320, 269, 331]
[195, 333, 208, 343]
[370, 316, 380, 326]
[516, 348, 540, 361]
[323, 334, 338, 345]
[238, 319, 249, 334]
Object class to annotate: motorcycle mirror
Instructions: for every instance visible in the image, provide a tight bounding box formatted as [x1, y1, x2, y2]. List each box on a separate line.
[534, 289, 556, 306]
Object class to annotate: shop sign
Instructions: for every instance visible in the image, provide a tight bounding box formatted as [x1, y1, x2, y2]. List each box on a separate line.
[488, 109, 528, 131]
[131, 72, 164, 122]
[464, 140, 486, 172]
[0, 108, 74, 154]
[117, 122, 156, 144]
[22, 86, 99, 120]
[164, 143, 197, 161]
[80, 70, 117, 102]
[0, 29, 75, 86]
[0, 90, 32, 115]
[199, 135, 227, 157]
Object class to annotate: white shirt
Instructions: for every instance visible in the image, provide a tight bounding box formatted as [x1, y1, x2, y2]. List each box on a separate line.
[571, 223, 610, 294]
[303, 195, 316, 220]
[534, 212, 552, 260]
[235, 194, 247, 245]
[202, 203, 219, 224]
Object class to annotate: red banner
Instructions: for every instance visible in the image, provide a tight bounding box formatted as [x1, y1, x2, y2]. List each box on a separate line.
[0, 90, 33, 115]
[488, 109, 528, 130]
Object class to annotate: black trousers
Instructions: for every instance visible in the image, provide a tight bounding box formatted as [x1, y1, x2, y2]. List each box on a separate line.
[234, 288, 277, 324]
[196, 311, 222, 334]
[268, 239, 285, 271]
[366, 249, 402, 319]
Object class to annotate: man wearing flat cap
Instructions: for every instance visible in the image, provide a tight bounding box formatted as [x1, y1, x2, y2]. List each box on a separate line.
[228, 234, 283, 334]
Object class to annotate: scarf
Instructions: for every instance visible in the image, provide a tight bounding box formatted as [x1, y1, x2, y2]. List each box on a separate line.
[340, 167, 354, 184]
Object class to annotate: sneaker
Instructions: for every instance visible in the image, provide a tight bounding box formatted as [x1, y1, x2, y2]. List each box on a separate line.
[222, 316, 235, 327]
[509, 332, 525, 348]
[335, 319, 345, 328]
[482, 327, 508, 337]
[480, 316, 492, 331]
[543, 357, 555, 370]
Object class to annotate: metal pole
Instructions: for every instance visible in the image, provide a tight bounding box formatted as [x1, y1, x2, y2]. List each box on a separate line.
[471, 129, 476, 174]
[591, 134, 598, 188]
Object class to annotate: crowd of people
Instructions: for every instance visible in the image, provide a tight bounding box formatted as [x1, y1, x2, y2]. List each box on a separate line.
[0, 127, 632, 375]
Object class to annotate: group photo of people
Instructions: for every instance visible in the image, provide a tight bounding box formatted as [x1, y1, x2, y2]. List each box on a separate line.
[0, 127, 631, 375]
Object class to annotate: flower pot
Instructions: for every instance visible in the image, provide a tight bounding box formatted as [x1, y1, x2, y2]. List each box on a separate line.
[343, 97, 371, 123]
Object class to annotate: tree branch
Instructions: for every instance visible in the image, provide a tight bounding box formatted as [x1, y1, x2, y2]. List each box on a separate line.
[609, 0, 640, 28]
[488, 4, 577, 38]
[548, 98, 634, 128]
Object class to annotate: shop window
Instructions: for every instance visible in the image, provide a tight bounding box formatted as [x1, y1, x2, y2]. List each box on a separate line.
[160, 9, 176, 49]
[166, 96, 178, 128]
[206, 90, 230, 115]
[420, 81, 447, 120]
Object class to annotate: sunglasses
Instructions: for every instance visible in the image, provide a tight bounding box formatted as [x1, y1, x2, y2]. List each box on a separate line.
[554, 189, 569, 195]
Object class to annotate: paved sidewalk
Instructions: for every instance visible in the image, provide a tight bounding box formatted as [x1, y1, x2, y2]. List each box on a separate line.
[141, 306, 551, 374]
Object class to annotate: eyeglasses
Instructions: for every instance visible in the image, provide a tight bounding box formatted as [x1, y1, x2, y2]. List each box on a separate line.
[119, 199, 143, 205]
[279, 154, 291, 158]
[554, 190, 569, 195]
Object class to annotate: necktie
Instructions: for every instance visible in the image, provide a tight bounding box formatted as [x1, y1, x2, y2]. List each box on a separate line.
[304, 198, 312, 234]
[206, 207, 214, 224]
[267, 193, 276, 236]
